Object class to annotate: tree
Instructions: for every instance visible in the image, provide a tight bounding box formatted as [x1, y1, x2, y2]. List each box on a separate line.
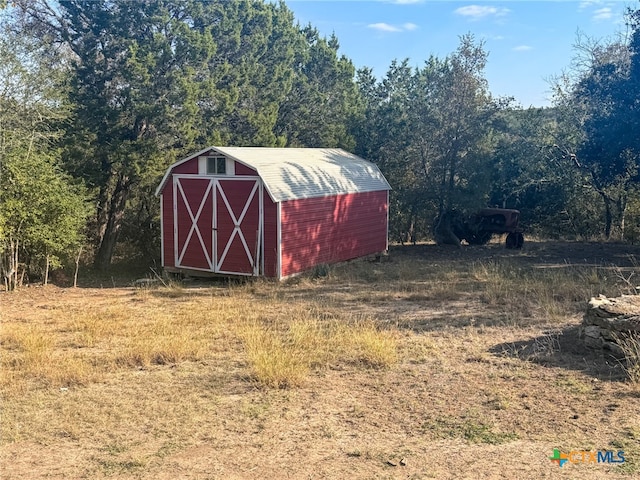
[575, 41, 635, 238]
[114, 0, 306, 259]
[200, 0, 301, 147]
[356, 35, 507, 241]
[414, 35, 506, 216]
[549, 15, 640, 239]
[355, 59, 425, 241]
[11, 0, 221, 269]
[488, 107, 599, 238]
[1, 154, 89, 289]
[275, 28, 361, 149]
[11, 0, 321, 269]
[0, 30, 88, 289]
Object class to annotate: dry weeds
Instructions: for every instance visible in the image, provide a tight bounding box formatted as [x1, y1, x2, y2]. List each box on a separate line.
[615, 333, 640, 384]
[1, 241, 640, 479]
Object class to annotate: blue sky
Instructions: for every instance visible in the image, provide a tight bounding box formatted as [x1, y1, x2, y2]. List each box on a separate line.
[285, 0, 634, 107]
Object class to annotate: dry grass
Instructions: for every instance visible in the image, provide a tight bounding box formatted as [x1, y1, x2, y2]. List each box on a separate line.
[616, 333, 640, 384]
[470, 259, 613, 320]
[239, 315, 398, 388]
[343, 321, 398, 368]
[1, 325, 96, 388]
[2, 241, 640, 479]
[239, 319, 321, 388]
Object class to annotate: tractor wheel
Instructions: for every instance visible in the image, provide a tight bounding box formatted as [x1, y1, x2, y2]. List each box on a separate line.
[465, 229, 493, 246]
[506, 232, 524, 249]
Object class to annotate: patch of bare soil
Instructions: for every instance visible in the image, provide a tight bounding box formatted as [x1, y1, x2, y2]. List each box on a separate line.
[1, 241, 640, 479]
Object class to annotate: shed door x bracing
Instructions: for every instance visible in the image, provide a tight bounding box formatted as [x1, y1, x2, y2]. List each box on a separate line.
[173, 176, 262, 275]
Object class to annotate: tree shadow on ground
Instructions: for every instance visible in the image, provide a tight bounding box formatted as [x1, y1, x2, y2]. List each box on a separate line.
[390, 240, 640, 269]
[489, 324, 629, 382]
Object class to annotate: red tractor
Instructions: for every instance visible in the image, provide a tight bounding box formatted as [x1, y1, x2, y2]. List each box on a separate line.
[433, 208, 524, 249]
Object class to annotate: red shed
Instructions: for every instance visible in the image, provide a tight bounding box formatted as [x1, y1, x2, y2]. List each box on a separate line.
[155, 147, 391, 280]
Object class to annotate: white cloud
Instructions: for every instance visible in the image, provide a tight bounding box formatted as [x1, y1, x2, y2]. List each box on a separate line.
[368, 23, 402, 33]
[579, 1, 621, 23]
[593, 7, 613, 21]
[367, 22, 418, 33]
[579, 0, 603, 11]
[392, 0, 424, 4]
[454, 5, 510, 20]
[512, 45, 533, 52]
[481, 34, 505, 41]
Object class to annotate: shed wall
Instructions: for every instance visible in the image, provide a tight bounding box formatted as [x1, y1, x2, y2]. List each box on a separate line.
[280, 190, 388, 277]
[262, 191, 279, 278]
[161, 189, 175, 268]
[235, 162, 258, 176]
[172, 159, 198, 175]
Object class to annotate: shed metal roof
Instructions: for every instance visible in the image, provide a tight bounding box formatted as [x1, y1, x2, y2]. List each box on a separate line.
[156, 147, 391, 202]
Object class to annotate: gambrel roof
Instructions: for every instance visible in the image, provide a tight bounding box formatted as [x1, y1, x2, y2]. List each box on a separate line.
[156, 147, 391, 202]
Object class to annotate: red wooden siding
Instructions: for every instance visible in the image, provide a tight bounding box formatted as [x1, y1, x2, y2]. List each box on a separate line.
[172, 158, 198, 174]
[262, 191, 278, 277]
[161, 188, 174, 267]
[234, 162, 258, 176]
[280, 190, 388, 277]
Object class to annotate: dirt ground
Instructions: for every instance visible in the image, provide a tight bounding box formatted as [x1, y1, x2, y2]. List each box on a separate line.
[2, 240, 640, 479]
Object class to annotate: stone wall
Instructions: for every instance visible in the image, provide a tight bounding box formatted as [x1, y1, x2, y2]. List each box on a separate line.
[579, 294, 640, 356]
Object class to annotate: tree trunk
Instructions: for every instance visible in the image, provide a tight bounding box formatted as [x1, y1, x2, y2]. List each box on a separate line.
[617, 194, 627, 240]
[438, 159, 448, 215]
[44, 254, 50, 286]
[74, 245, 83, 288]
[603, 195, 613, 239]
[8, 237, 19, 291]
[588, 168, 614, 240]
[447, 157, 456, 212]
[93, 175, 130, 270]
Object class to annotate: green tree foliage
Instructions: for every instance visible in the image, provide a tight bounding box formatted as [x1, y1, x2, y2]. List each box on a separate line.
[573, 42, 634, 238]
[549, 9, 640, 239]
[575, 10, 640, 239]
[488, 107, 601, 239]
[275, 28, 361, 149]
[416, 36, 505, 216]
[1, 153, 89, 288]
[0, 31, 88, 289]
[355, 60, 423, 240]
[116, 0, 305, 259]
[12, 0, 222, 269]
[11, 0, 361, 269]
[201, 0, 299, 146]
[356, 35, 506, 240]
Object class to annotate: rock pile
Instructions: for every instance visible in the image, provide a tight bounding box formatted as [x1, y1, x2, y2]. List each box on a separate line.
[580, 294, 640, 356]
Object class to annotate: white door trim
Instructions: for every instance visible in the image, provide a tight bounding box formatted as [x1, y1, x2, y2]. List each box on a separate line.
[175, 177, 214, 270]
[215, 178, 261, 274]
[172, 175, 262, 275]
